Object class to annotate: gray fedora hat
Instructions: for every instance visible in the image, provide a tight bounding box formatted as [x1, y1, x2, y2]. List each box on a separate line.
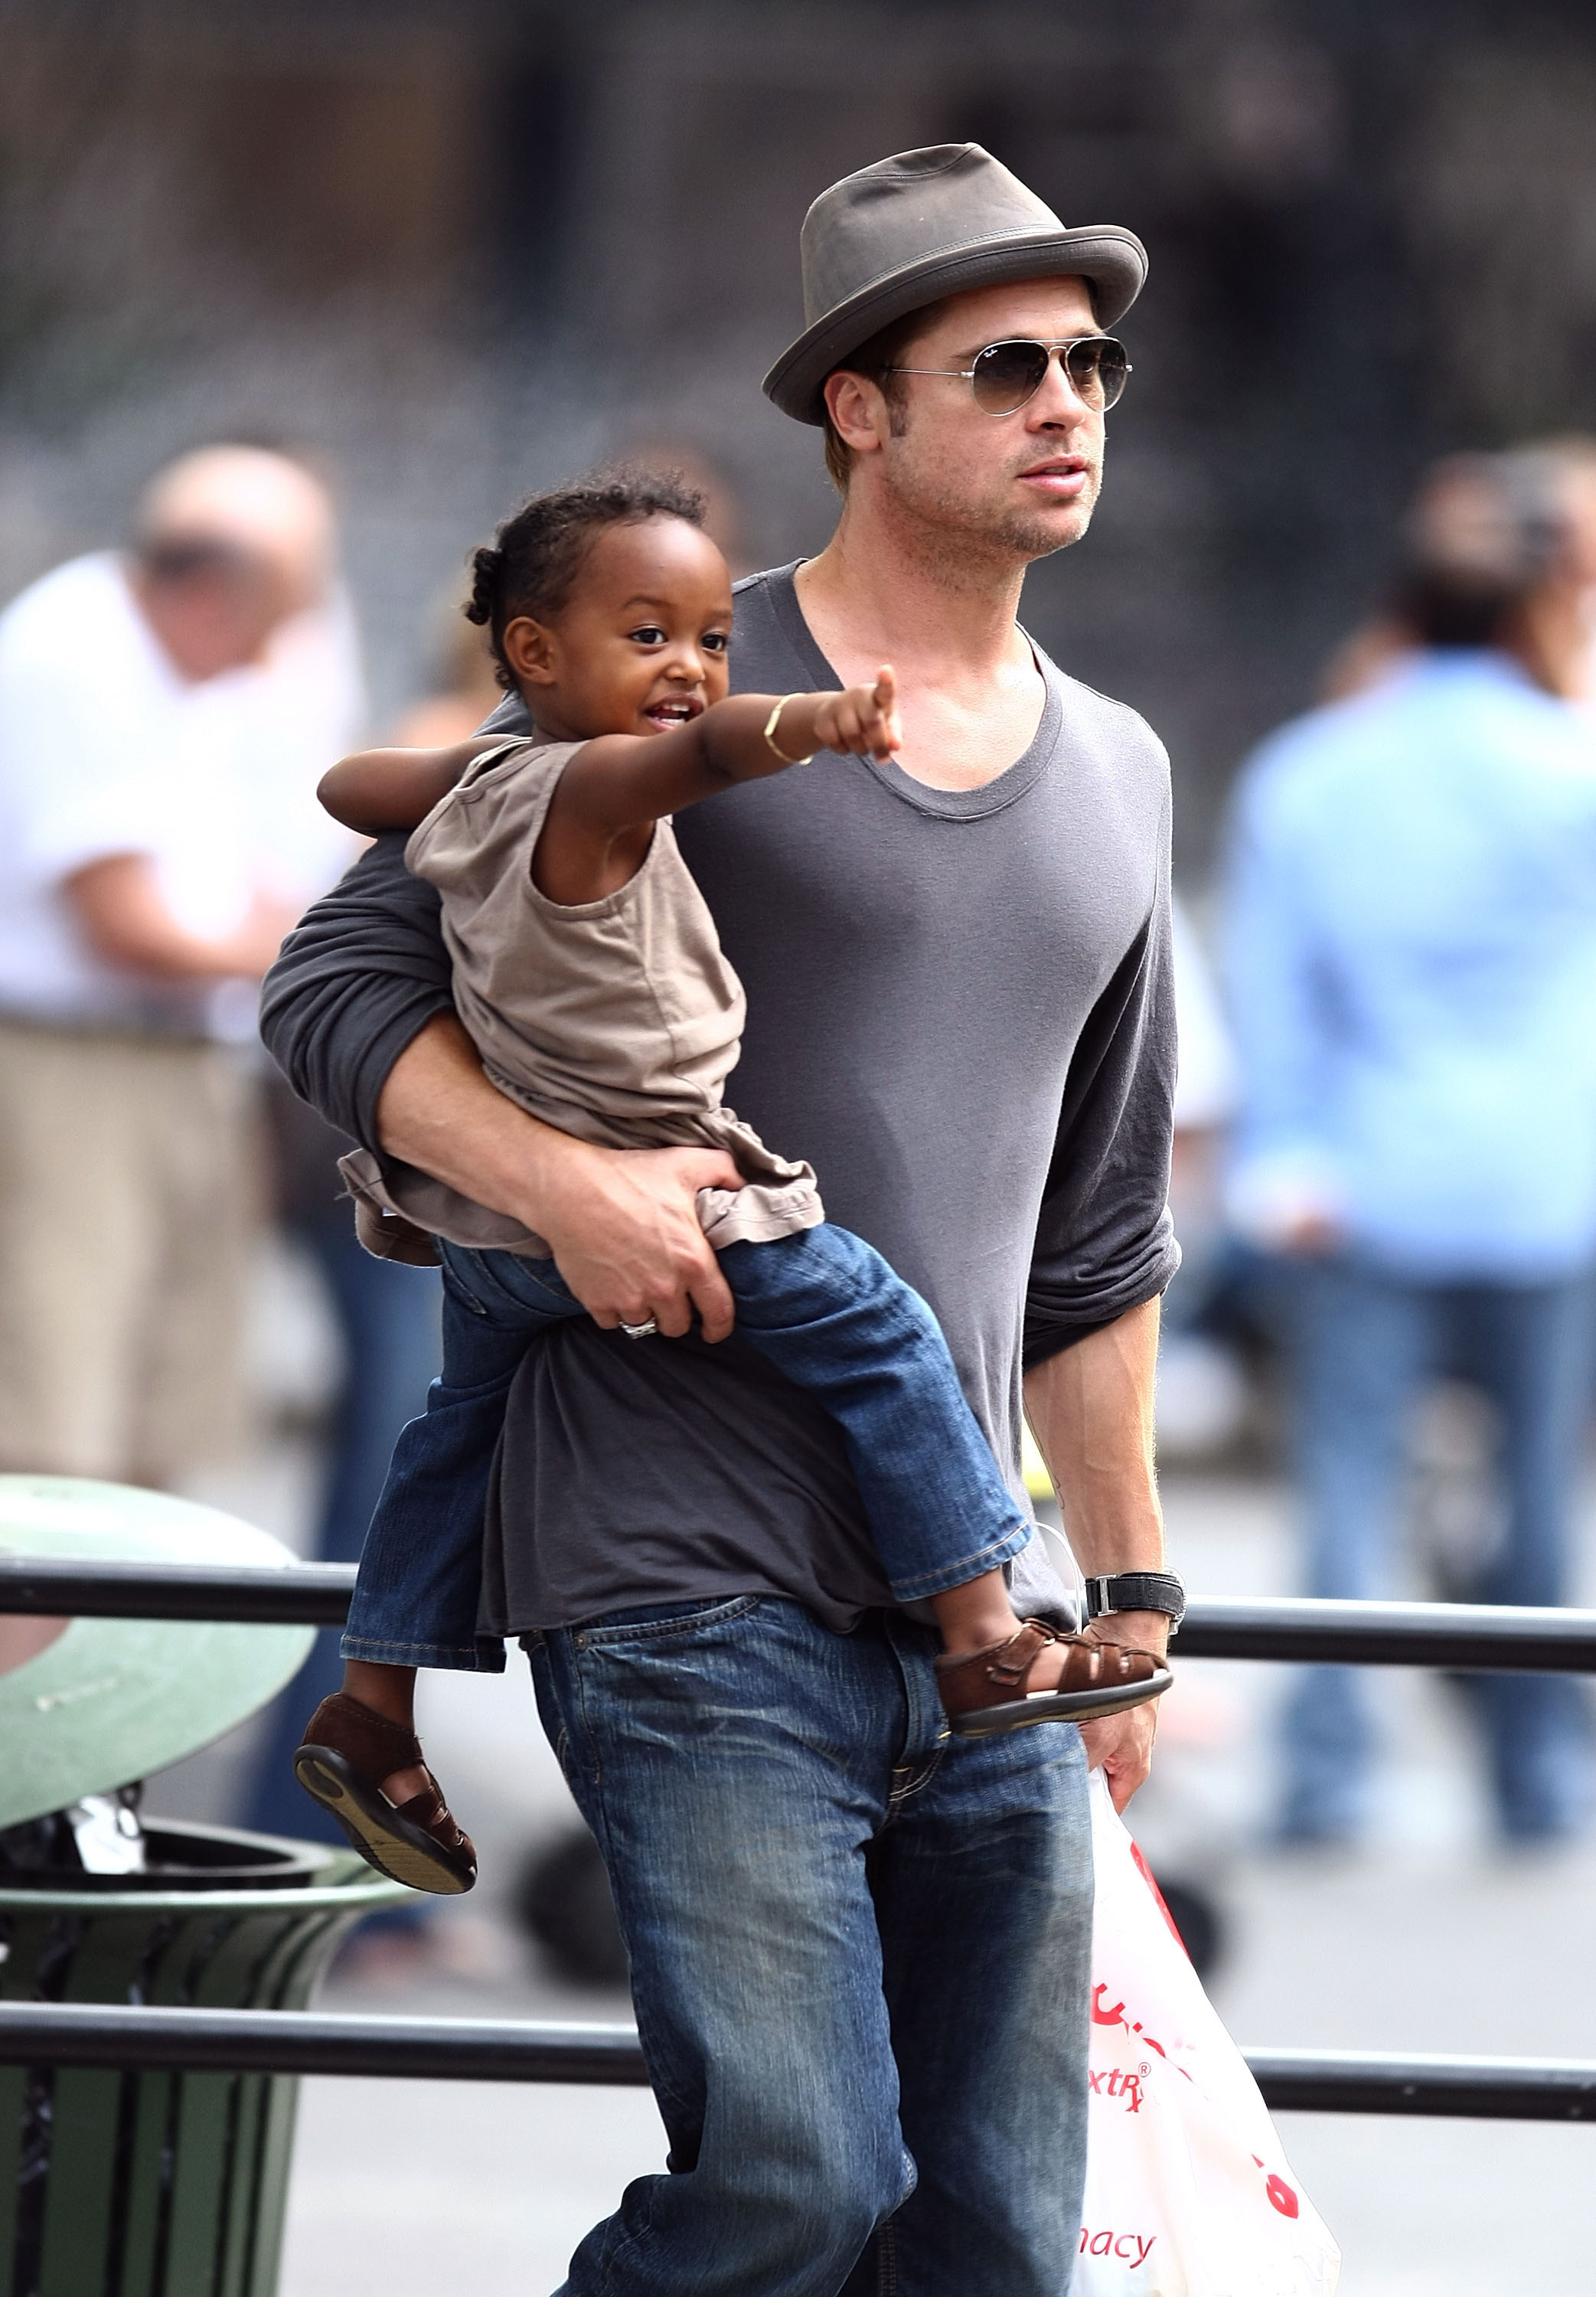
[763, 143, 1147, 426]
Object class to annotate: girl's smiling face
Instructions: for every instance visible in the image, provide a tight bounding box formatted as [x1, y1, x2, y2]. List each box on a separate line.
[501, 514, 733, 741]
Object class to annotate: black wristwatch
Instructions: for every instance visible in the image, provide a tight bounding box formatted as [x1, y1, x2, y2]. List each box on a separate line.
[1082, 1571, 1186, 1635]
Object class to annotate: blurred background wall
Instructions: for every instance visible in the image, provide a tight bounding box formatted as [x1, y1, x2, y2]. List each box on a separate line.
[2, 0, 1595, 873]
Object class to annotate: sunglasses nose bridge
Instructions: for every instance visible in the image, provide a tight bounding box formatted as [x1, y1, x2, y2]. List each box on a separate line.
[1024, 345, 1096, 420]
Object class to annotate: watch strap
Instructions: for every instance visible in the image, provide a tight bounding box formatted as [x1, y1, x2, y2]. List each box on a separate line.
[1083, 1571, 1186, 1631]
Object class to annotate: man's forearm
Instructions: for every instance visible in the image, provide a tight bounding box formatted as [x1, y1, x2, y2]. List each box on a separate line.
[375, 1011, 588, 1227]
[374, 1011, 743, 1340]
[1023, 1296, 1168, 1645]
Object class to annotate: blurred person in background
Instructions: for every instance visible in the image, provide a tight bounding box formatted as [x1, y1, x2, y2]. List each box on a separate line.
[0, 444, 336, 1487]
[1519, 439, 1596, 706]
[246, 594, 452, 1848]
[1321, 438, 1596, 707]
[1154, 897, 1248, 1461]
[0, 434, 441, 1839]
[1224, 453, 1596, 1845]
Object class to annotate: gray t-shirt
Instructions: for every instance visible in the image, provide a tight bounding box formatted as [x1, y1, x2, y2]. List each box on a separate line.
[261, 564, 1178, 1634]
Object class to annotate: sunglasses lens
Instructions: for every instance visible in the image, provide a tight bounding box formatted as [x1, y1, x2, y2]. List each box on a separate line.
[968, 339, 1130, 414]
[1064, 338, 1128, 410]
[970, 340, 1050, 415]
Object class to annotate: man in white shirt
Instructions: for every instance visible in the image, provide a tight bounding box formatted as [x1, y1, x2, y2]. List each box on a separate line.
[0, 445, 349, 1482]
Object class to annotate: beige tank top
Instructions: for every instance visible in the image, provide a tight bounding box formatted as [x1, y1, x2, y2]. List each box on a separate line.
[339, 737, 822, 1262]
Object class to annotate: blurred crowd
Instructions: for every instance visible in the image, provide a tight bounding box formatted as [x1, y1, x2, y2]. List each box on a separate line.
[1182, 438, 1596, 1848]
[2, 433, 1596, 1856]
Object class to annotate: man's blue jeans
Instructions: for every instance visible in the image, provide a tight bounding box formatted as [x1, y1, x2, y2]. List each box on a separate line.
[528, 1595, 1093, 2296]
[342, 1227, 1031, 1669]
[1282, 1255, 1595, 1841]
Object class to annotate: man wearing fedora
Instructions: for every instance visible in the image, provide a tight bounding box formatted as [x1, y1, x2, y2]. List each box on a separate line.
[264, 145, 1180, 2295]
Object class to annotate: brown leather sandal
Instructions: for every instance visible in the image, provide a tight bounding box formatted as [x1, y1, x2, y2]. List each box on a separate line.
[293, 1692, 478, 1894]
[935, 1619, 1172, 1740]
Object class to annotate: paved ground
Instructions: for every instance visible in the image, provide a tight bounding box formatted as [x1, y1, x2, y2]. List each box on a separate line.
[148, 1287, 1596, 2294]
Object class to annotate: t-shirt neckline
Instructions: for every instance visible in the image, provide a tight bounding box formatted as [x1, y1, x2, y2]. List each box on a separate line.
[758, 562, 1062, 822]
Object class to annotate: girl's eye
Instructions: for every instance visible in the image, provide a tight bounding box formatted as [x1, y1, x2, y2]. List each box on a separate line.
[628, 625, 667, 647]
[703, 632, 730, 654]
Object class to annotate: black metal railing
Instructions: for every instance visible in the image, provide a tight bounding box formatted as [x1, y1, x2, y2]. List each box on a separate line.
[5, 1555, 1596, 2120]
[5, 1554, 1596, 1671]
[0, 1554, 356, 1626]
[0, 2002, 1592, 2121]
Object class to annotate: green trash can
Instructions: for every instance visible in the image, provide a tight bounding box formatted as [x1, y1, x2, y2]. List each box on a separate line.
[0, 1816, 406, 2297]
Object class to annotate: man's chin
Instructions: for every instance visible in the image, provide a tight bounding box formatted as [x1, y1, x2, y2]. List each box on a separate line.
[1004, 502, 1095, 561]
[906, 468, 1098, 565]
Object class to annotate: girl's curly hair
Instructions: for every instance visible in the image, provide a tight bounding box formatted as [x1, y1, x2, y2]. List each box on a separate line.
[464, 469, 707, 691]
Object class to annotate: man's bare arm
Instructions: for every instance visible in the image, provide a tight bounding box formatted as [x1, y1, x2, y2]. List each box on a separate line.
[1023, 1296, 1168, 1809]
[375, 1012, 742, 1340]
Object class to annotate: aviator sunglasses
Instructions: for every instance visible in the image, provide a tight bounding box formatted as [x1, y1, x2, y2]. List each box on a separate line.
[885, 335, 1131, 417]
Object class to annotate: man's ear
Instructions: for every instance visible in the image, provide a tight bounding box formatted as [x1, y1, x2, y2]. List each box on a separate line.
[502, 614, 557, 688]
[823, 369, 889, 460]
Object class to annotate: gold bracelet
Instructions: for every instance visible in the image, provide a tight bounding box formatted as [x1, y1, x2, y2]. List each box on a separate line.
[763, 694, 815, 766]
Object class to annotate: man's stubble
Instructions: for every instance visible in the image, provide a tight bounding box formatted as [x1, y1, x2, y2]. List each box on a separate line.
[879, 415, 1105, 588]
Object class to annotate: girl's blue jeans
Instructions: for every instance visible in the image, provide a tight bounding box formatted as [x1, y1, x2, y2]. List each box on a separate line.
[341, 1227, 1032, 1671]
[529, 1595, 1092, 2295]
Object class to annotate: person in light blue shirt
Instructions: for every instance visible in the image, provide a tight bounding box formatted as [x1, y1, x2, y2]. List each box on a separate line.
[1224, 453, 1596, 1843]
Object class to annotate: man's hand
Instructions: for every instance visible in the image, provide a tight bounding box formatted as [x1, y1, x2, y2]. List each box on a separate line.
[67, 854, 301, 981]
[1076, 1607, 1169, 1811]
[1277, 1207, 1343, 1256]
[1078, 1701, 1158, 1813]
[536, 1142, 742, 1340]
[376, 1014, 743, 1339]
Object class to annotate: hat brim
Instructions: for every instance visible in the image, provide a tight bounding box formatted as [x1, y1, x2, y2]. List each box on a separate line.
[762, 225, 1147, 426]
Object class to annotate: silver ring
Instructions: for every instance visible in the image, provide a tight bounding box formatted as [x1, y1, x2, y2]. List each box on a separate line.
[618, 1316, 659, 1339]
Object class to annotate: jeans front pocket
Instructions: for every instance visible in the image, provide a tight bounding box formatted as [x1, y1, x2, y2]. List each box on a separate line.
[566, 1598, 775, 1759]
[573, 1595, 765, 1652]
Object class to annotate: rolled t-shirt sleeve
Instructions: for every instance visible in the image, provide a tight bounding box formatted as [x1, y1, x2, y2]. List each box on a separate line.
[1023, 817, 1180, 1367]
[259, 832, 455, 1148]
[259, 691, 533, 1145]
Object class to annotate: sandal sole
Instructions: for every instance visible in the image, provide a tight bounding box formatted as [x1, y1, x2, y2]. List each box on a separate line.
[293, 1746, 476, 1895]
[948, 1664, 1173, 1740]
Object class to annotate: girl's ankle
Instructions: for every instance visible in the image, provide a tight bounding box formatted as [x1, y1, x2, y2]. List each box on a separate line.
[932, 1603, 1024, 1657]
[340, 1661, 416, 1731]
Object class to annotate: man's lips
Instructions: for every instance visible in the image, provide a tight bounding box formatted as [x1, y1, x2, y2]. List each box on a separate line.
[1017, 458, 1092, 498]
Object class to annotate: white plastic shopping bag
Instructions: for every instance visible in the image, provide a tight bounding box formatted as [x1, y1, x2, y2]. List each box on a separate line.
[1077, 1769, 1340, 2296]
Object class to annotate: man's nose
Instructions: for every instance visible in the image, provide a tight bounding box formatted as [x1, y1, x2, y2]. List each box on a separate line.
[1026, 351, 1095, 426]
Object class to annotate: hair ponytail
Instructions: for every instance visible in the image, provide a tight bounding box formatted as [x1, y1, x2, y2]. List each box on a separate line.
[465, 544, 504, 629]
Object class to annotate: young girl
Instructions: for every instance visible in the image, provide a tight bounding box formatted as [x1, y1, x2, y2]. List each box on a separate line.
[294, 472, 1170, 1893]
